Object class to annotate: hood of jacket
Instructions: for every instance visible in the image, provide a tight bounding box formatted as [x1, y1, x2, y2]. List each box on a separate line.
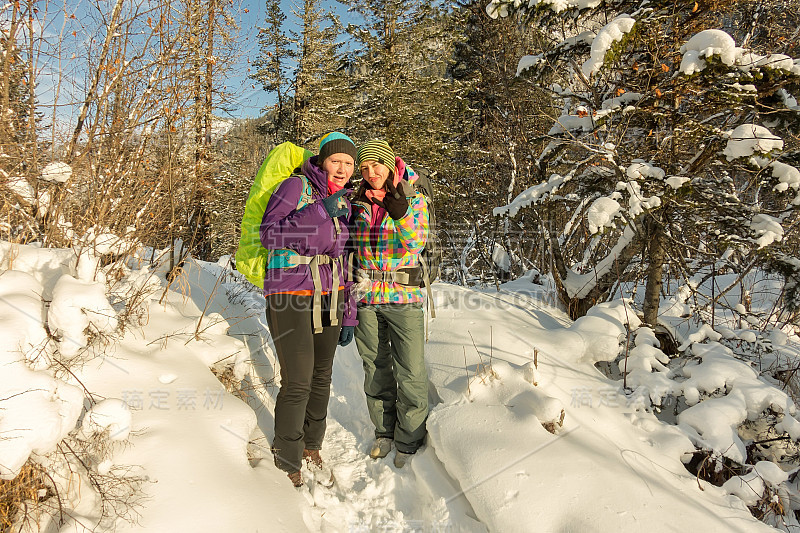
[301, 155, 328, 195]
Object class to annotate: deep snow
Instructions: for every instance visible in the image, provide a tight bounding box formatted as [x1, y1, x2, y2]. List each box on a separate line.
[2, 242, 795, 531]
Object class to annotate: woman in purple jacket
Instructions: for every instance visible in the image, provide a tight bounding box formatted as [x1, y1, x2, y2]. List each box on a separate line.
[259, 132, 358, 487]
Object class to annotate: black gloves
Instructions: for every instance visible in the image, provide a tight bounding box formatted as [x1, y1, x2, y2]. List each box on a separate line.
[338, 325, 354, 346]
[373, 180, 411, 220]
[321, 189, 349, 218]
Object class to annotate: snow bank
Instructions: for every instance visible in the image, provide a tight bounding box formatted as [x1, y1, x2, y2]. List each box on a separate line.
[426, 284, 771, 532]
[1, 245, 311, 530]
[0, 241, 75, 300]
[0, 365, 84, 479]
[678, 391, 749, 462]
[49, 274, 118, 357]
[574, 299, 640, 362]
[0, 269, 84, 479]
[0, 270, 48, 364]
[80, 399, 132, 441]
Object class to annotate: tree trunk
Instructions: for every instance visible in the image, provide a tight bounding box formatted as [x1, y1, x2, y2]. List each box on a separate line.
[554, 219, 645, 320]
[643, 215, 666, 327]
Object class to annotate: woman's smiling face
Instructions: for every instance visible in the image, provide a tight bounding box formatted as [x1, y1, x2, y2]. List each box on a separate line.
[359, 160, 391, 190]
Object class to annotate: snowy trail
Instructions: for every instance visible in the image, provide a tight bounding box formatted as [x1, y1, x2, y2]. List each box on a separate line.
[60, 256, 775, 532]
[208, 261, 774, 532]
[223, 265, 485, 531]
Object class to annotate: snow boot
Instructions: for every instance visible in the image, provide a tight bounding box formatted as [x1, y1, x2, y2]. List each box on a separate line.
[303, 449, 334, 488]
[394, 451, 414, 469]
[369, 437, 393, 459]
[287, 470, 303, 487]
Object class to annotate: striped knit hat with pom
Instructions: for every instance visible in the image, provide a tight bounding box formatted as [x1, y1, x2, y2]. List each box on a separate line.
[318, 132, 357, 164]
[356, 139, 396, 169]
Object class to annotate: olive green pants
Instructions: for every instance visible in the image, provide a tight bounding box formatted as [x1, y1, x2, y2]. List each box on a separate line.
[355, 302, 428, 454]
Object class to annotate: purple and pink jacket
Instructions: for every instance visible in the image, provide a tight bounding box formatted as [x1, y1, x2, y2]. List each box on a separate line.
[259, 156, 358, 326]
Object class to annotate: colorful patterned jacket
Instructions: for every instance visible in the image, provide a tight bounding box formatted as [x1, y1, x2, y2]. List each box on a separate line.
[349, 157, 429, 305]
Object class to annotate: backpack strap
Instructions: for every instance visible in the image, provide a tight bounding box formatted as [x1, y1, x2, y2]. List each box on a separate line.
[296, 174, 314, 209]
[419, 256, 436, 319]
[287, 254, 342, 333]
[355, 267, 420, 286]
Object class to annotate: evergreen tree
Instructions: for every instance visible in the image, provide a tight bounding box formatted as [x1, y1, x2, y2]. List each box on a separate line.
[340, 0, 459, 163]
[443, 0, 551, 283]
[251, 0, 292, 138]
[290, 0, 348, 144]
[0, 12, 31, 151]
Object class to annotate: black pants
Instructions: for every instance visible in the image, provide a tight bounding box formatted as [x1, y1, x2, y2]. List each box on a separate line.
[266, 291, 343, 473]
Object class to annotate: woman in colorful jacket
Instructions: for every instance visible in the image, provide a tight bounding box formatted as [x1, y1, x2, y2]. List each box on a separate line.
[349, 139, 430, 469]
[259, 132, 358, 487]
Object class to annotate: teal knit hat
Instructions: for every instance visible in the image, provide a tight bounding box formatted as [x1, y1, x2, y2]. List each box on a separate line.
[318, 132, 357, 163]
[356, 139, 396, 169]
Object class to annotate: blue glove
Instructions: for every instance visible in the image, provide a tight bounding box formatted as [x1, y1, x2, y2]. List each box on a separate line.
[338, 325, 354, 347]
[321, 189, 349, 218]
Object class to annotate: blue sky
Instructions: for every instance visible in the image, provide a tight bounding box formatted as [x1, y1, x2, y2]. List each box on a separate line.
[7, 0, 359, 127]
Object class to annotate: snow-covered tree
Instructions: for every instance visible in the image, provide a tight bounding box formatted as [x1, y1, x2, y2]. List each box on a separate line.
[488, 0, 800, 324]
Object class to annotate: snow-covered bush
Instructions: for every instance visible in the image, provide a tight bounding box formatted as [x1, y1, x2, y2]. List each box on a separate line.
[606, 272, 800, 527]
[0, 242, 162, 529]
[485, 1, 800, 526]
[618, 319, 800, 528]
[488, 0, 800, 325]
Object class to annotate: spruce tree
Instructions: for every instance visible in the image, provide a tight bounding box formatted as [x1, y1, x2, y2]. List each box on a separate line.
[340, 0, 459, 163]
[251, 0, 293, 138]
[290, 0, 348, 144]
[444, 0, 551, 283]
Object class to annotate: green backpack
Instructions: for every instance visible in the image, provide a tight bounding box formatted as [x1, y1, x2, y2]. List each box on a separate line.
[235, 142, 313, 288]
